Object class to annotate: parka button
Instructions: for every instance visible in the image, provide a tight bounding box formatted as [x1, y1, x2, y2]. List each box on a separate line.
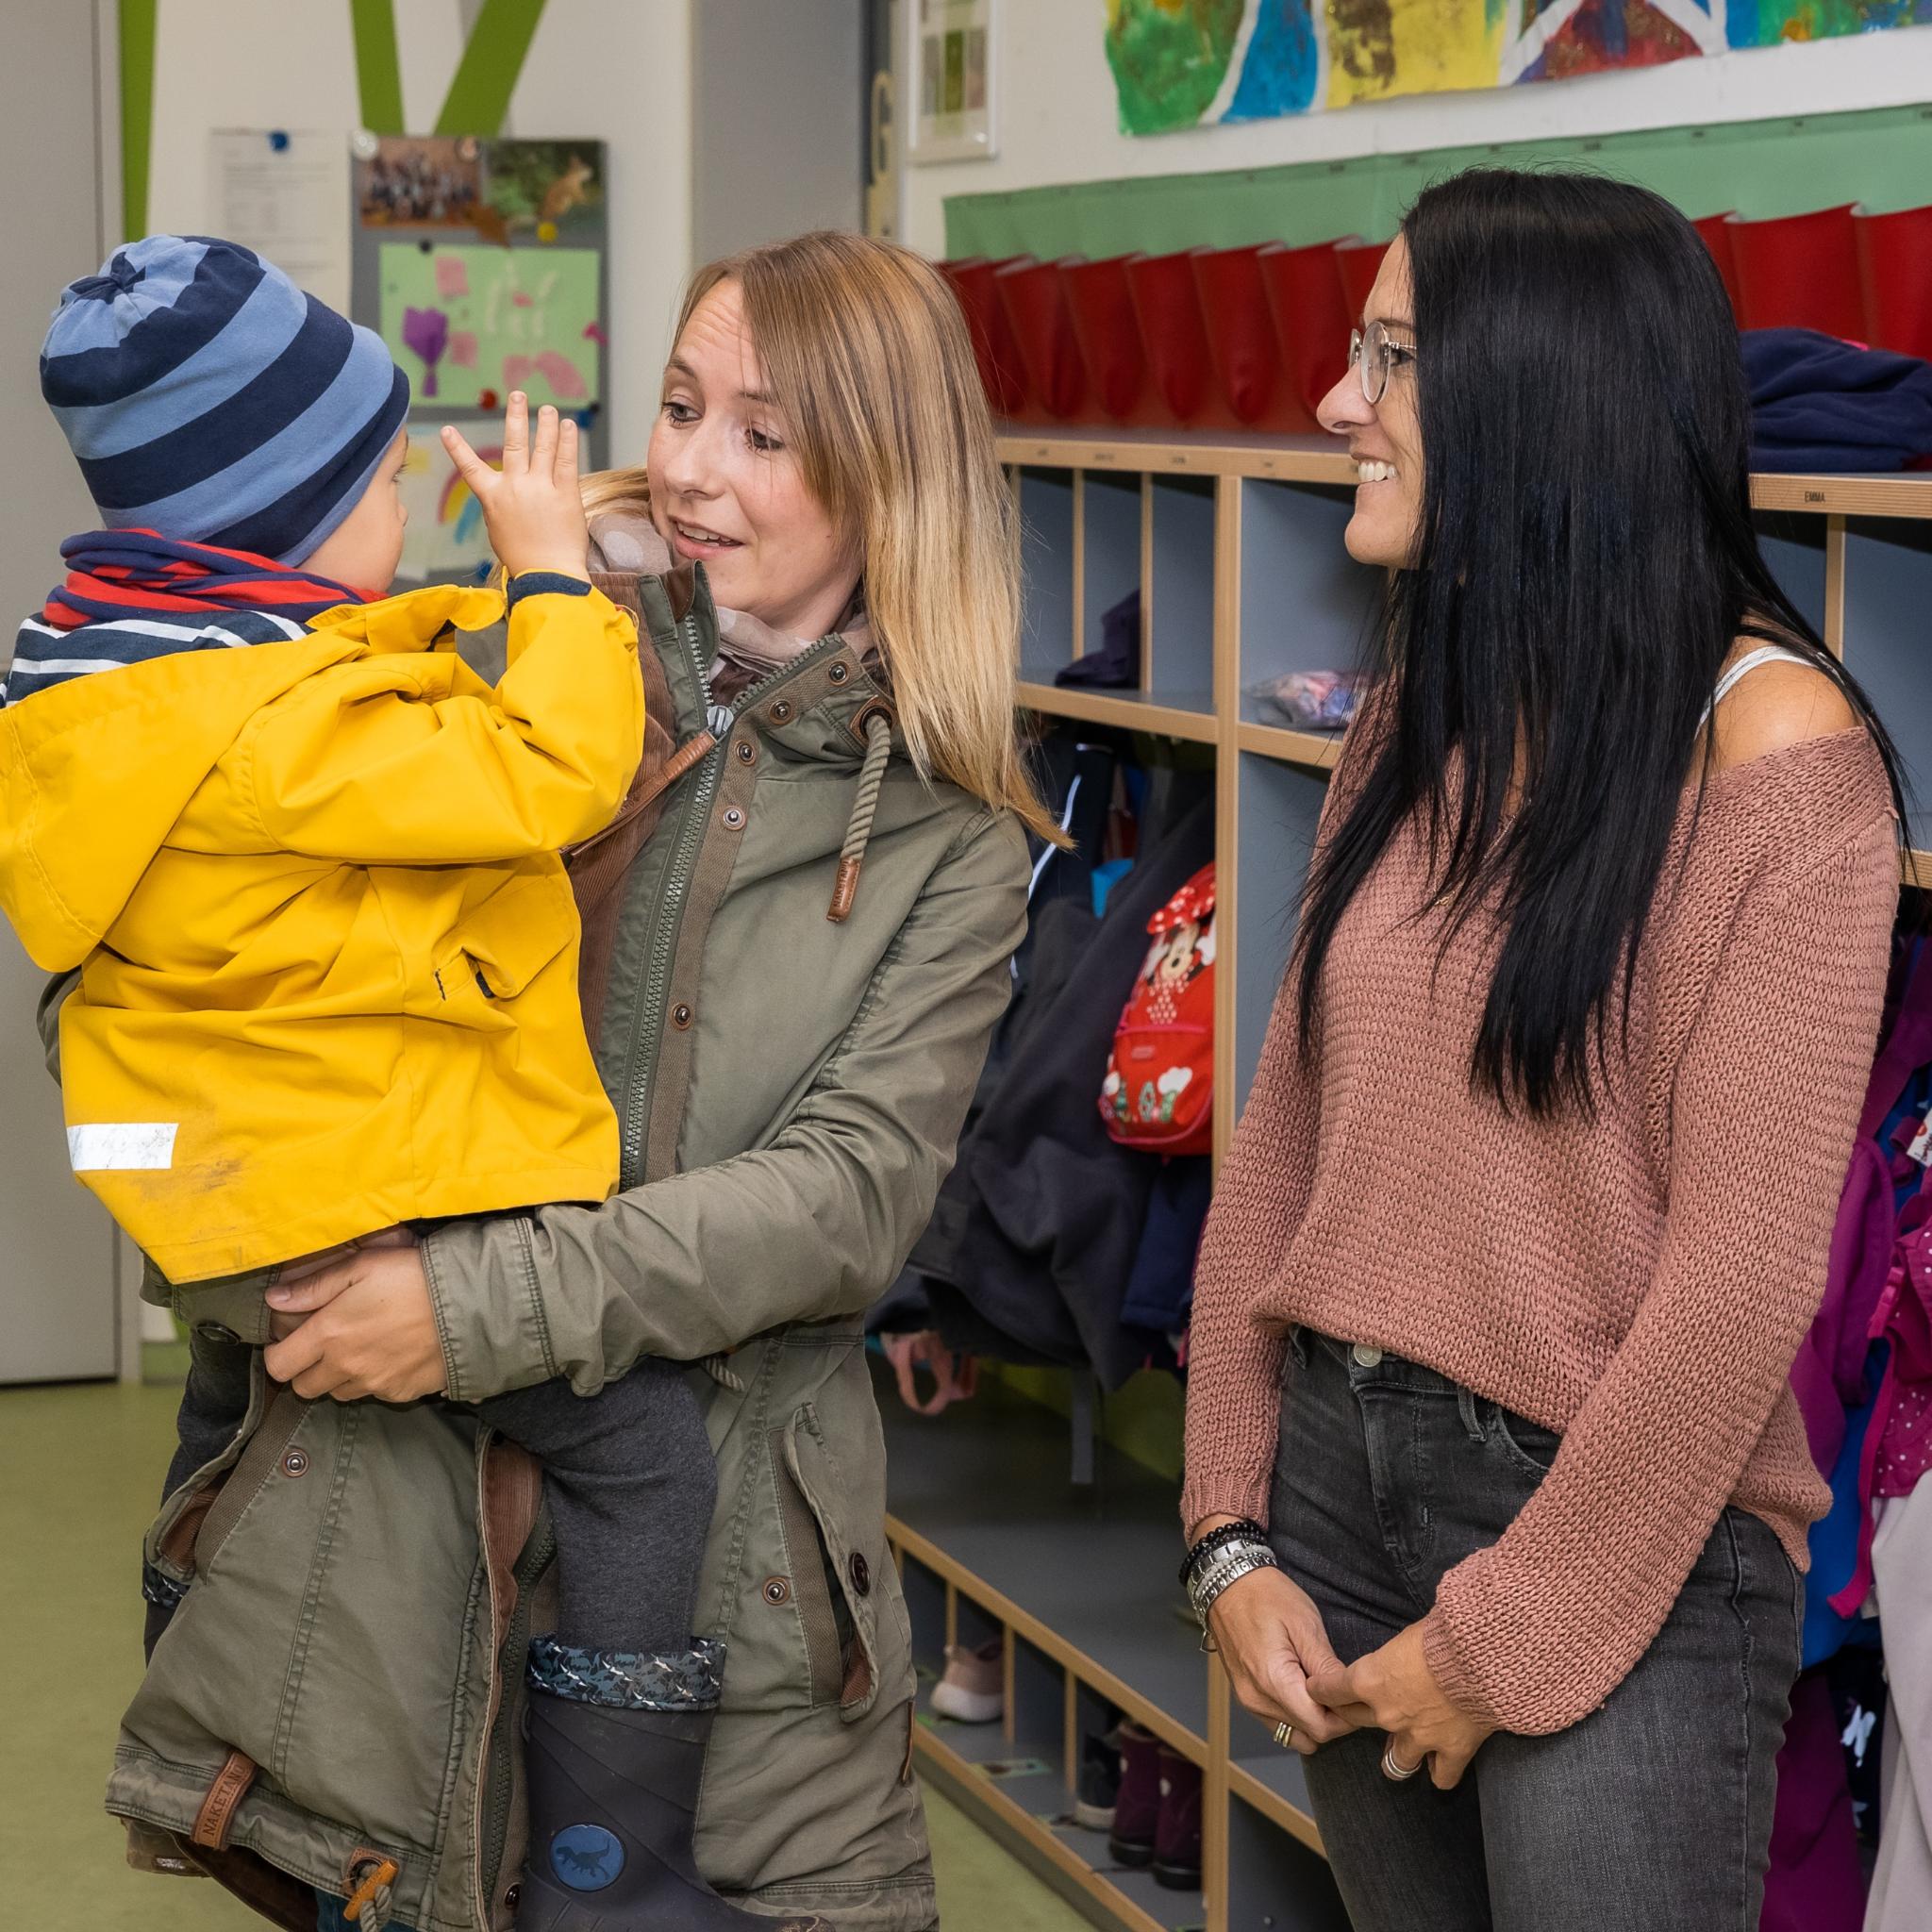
[672, 1003, 693, 1030]
[828, 662, 849, 683]
[281, 1449, 310, 1478]
[849, 1553, 872, 1598]
[735, 740, 756, 765]
[504, 1885, 521, 1912]
[763, 1576, 792, 1606]
[195, 1323, 240, 1345]
[769, 700, 793, 724]
[723, 807, 745, 830]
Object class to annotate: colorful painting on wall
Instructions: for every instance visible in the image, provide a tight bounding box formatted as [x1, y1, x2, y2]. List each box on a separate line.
[377, 242, 602, 412]
[395, 416, 500, 587]
[1106, 0, 1932, 132]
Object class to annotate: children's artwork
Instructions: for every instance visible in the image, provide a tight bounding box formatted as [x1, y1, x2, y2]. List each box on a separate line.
[379, 244, 601, 411]
[483, 142, 605, 239]
[908, 0, 996, 162]
[356, 136, 483, 227]
[1107, 0, 1932, 130]
[395, 418, 500, 586]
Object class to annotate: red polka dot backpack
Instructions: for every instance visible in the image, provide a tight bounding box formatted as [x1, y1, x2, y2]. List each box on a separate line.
[1099, 863, 1215, 1157]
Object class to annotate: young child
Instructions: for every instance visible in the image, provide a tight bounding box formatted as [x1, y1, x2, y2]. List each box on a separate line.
[0, 237, 788, 1932]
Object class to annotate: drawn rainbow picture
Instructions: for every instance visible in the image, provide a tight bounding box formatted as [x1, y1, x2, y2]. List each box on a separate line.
[397, 428, 505, 584]
[438, 441, 501, 552]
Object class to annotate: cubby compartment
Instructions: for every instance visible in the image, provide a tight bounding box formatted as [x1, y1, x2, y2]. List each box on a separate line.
[898, 1549, 948, 1672]
[1071, 1678, 1125, 1802]
[1755, 509, 1830, 642]
[1238, 480, 1378, 737]
[1081, 1861, 1208, 1932]
[1019, 466, 1077, 680]
[954, 1588, 1006, 1665]
[880, 1363, 1209, 1755]
[1232, 755, 1328, 1108]
[1149, 475, 1218, 709]
[917, 1673, 1064, 1836]
[1083, 470, 1146, 665]
[1224, 1793, 1350, 1932]
[1842, 517, 1932, 848]
[1012, 1633, 1068, 1769]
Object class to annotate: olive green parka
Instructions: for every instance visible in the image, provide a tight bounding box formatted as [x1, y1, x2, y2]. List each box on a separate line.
[79, 556, 1029, 1931]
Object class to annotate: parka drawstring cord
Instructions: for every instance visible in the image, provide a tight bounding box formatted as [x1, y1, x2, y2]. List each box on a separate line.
[341, 1855, 398, 1928]
[827, 711, 892, 924]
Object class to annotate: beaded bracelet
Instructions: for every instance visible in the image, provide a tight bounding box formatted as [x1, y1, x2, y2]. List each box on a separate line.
[1178, 1517, 1270, 1587]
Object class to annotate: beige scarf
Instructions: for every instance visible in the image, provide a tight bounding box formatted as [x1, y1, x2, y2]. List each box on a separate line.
[588, 509, 871, 698]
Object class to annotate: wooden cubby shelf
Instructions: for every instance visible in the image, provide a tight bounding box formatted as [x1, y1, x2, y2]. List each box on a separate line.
[1017, 681, 1219, 747]
[888, 429, 1932, 1932]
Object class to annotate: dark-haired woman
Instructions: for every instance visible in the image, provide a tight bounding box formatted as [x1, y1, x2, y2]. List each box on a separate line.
[1181, 170, 1904, 1929]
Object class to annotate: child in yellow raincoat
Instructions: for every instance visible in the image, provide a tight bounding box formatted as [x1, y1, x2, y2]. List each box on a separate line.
[0, 238, 786, 1932]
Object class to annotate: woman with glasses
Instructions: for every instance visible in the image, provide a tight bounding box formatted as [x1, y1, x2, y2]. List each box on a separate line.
[1180, 169, 1905, 1928]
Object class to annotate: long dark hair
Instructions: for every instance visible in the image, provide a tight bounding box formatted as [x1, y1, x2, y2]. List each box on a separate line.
[1294, 169, 1905, 1116]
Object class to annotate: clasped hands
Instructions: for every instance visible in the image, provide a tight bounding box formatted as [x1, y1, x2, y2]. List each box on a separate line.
[1207, 1564, 1493, 1789]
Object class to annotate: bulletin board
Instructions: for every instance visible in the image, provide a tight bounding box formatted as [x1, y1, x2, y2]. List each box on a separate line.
[349, 135, 609, 587]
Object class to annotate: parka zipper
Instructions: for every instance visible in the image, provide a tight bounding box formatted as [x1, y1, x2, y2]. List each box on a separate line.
[475, 1516, 557, 1921]
[616, 624, 851, 1189]
[619, 608, 714, 1190]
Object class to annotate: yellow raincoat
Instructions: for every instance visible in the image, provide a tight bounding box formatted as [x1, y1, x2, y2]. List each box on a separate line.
[0, 582, 642, 1281]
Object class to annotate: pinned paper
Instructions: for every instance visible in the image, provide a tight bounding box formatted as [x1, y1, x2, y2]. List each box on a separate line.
[379, 242, 601, 410]
[208, 128, 350, 311]
[396, 418, 502, 586]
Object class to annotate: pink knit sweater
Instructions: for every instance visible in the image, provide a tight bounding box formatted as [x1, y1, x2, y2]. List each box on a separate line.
[1182, 726, 1899, 1734]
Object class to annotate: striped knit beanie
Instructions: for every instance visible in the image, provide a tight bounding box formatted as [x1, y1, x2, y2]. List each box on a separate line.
[41, 236, 410, 564]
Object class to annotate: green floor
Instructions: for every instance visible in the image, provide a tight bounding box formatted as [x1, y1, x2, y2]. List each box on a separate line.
[0, 1377, 1087, 1932]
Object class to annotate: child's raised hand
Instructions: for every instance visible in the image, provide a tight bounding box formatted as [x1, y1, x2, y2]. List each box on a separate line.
[441, 392, 590, 582]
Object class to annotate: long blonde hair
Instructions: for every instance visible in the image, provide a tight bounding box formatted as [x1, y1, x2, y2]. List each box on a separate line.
[586, 230, 1060, 842]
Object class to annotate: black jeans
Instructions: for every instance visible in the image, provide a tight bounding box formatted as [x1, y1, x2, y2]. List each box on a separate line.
[1271, 1330, 1802, 1932]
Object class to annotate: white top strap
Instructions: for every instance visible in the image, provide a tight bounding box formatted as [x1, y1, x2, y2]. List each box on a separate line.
[1698, 645, 1813, 731]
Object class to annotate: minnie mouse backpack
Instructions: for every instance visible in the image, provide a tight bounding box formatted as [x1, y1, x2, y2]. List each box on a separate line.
[1100, 863, 1214, 1156]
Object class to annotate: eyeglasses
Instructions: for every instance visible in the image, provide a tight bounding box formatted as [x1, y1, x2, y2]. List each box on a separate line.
[1348, 321, 1417, 407]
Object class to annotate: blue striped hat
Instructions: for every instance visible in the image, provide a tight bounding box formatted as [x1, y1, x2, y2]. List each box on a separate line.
[42, 236, 410, 564]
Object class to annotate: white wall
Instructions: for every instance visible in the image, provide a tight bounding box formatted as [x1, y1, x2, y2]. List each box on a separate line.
[509, 0, 693, 455]
[0, 4, 126, 1384]
[692, 0, 861, 262]
[903, 10, 1932, 255]
[140, 0, 692, 462]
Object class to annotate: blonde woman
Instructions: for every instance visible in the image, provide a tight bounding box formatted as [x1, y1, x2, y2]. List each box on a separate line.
[136, 233, 1052, 1932]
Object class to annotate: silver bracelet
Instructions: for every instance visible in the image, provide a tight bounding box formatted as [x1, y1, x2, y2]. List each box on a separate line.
[1193, 1555, 1275, 1628]
[1188, 1542, 1277, 1625]
[1189, 1536, 1274, 1595]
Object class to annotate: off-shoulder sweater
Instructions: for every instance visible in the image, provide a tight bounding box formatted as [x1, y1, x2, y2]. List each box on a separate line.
[1181, 726, 1899, 1734]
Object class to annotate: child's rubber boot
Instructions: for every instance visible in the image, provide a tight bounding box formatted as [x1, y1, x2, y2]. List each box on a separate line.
[514, 1636, 825, 1932]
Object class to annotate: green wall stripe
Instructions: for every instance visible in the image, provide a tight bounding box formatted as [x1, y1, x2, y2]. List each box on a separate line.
[118, 0, 157, 242]
[349, 0, 406, 136]
[435, 0, 550, 137]
[943, 102, 1932, 260]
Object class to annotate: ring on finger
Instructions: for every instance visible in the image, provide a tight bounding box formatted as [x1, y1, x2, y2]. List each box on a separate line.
[1380, 1740, 1423, 1782]
[1273, 1722, 1296, 1750]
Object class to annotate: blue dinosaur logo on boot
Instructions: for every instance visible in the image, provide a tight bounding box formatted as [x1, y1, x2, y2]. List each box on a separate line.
[551, 1823, 624, 1890]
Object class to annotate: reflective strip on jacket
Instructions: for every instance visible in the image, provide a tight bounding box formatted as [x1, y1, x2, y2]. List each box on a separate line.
[3, 582, 641, 1279]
